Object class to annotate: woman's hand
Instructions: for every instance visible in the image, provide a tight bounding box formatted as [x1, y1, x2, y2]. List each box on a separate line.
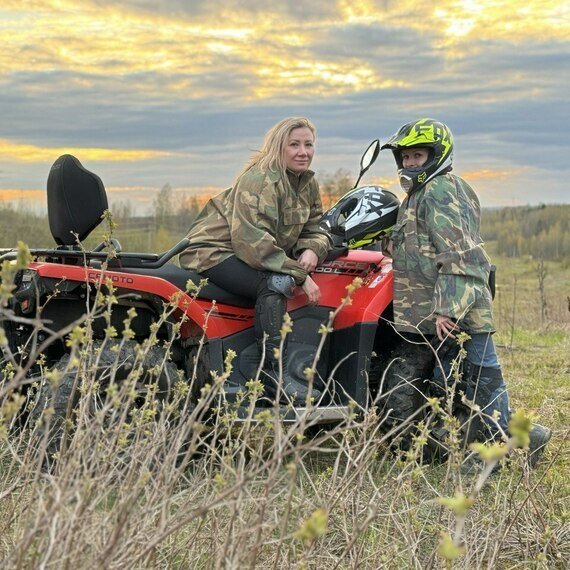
[297, 249, 319, 272]
[435, 314, 459, 341]
[301, 275, 320, 305]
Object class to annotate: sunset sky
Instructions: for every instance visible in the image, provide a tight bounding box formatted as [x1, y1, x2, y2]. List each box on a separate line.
[1, 0, 568, 213]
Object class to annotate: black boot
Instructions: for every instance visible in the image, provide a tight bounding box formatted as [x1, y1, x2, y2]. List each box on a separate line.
[528, 423, 552, 467]
[461, 362, 512, 442]
[255, 291, 321, 405]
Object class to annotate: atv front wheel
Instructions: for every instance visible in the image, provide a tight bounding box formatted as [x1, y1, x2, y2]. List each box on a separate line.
[184, 342, 211, 402]
[374, 340, 434, 440]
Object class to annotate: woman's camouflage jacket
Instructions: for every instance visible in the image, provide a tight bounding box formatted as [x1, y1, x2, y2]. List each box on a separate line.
[180, 166, 331, 285]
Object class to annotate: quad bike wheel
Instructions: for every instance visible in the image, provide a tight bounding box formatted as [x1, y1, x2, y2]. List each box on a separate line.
[370, 339, 435, 453]
[29, 339, 191, 466]
[376, 337, 487, 462]
[184, 342, 212, 401]
[375, 341, 434, 426]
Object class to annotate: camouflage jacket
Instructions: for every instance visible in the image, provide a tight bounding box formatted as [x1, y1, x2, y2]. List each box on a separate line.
[390, 173, 495, 335]
[179, 167, 332, 284]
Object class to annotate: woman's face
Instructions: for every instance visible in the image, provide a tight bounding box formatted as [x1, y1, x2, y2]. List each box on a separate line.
[284, 127, 315, 173]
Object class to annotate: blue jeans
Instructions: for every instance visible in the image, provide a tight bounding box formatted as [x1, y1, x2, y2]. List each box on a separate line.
[464, 333, 500, 368]
[434, 333, 511, 434]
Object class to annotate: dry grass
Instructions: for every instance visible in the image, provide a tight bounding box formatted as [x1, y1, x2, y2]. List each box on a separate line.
[0, 249, 568, 569]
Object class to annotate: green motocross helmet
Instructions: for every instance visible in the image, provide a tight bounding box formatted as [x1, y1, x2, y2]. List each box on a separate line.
[381, 118, 454, 193]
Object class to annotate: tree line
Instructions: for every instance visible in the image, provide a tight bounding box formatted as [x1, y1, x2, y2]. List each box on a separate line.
[480, 204, 570, 263]
[0, 182, 568, 264]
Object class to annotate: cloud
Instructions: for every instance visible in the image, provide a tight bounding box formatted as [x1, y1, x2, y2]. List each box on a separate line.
[0, 139, 173, 162]
[0, 0, 568, 209]
[0, 189, 45, 204]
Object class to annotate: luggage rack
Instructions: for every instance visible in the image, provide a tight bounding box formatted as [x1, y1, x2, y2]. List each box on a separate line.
[0, 238, 190, 269]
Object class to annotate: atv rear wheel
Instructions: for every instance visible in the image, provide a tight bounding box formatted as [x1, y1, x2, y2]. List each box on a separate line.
[29, 340, 187, 466]
[29, 353, 79, 467]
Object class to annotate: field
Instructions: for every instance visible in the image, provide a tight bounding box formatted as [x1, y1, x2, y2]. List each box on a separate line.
[0, 230, 568, 568]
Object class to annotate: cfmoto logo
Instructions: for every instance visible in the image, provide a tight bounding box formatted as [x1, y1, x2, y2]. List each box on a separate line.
[88, 272, 135, 284]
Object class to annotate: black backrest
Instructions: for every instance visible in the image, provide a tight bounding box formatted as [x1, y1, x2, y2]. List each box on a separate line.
[47, 154, 108, 246]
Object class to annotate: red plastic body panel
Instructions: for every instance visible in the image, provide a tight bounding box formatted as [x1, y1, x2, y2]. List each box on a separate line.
[30, 261, 254, 338]
[29, 249, 392, 339]
[308, 250, 393, 329]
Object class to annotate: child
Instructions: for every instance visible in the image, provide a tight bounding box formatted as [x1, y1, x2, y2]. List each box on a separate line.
[381, 118, 551, 465]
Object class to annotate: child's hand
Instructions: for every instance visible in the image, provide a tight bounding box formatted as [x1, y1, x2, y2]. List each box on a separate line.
[435, 314, 459, 341]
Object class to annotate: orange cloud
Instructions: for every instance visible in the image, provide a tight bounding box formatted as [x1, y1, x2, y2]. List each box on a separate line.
[0, 185, 226, 214]
[459, 167, 527, 182]
[0, 139, 172, 163]
[0, 189, 45, 203]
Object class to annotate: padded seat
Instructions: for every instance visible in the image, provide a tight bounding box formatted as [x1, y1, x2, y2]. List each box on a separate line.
[119, 263, 255, 308]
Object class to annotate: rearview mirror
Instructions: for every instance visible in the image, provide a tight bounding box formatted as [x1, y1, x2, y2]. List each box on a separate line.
[353, 139, 380, 189]
[360, 139, 380, 173]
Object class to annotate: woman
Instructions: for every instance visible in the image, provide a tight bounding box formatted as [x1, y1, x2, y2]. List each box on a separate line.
[179, 117, 332, 403]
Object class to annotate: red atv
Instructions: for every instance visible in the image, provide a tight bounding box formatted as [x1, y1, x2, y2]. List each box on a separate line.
[1, 142, 427, 434]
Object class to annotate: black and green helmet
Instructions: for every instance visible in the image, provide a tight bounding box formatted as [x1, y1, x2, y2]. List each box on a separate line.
[381, 118, 454, 193]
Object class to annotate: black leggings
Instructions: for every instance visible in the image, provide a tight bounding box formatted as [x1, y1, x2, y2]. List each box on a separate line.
[204, 257, 290, 348]
[202, 256, 271, 301]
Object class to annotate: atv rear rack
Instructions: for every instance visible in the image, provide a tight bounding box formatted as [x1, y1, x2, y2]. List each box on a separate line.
[0, 238, 190, 269]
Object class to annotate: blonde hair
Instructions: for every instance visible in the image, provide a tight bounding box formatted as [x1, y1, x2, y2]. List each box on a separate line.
[237, 117, 316, 182]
